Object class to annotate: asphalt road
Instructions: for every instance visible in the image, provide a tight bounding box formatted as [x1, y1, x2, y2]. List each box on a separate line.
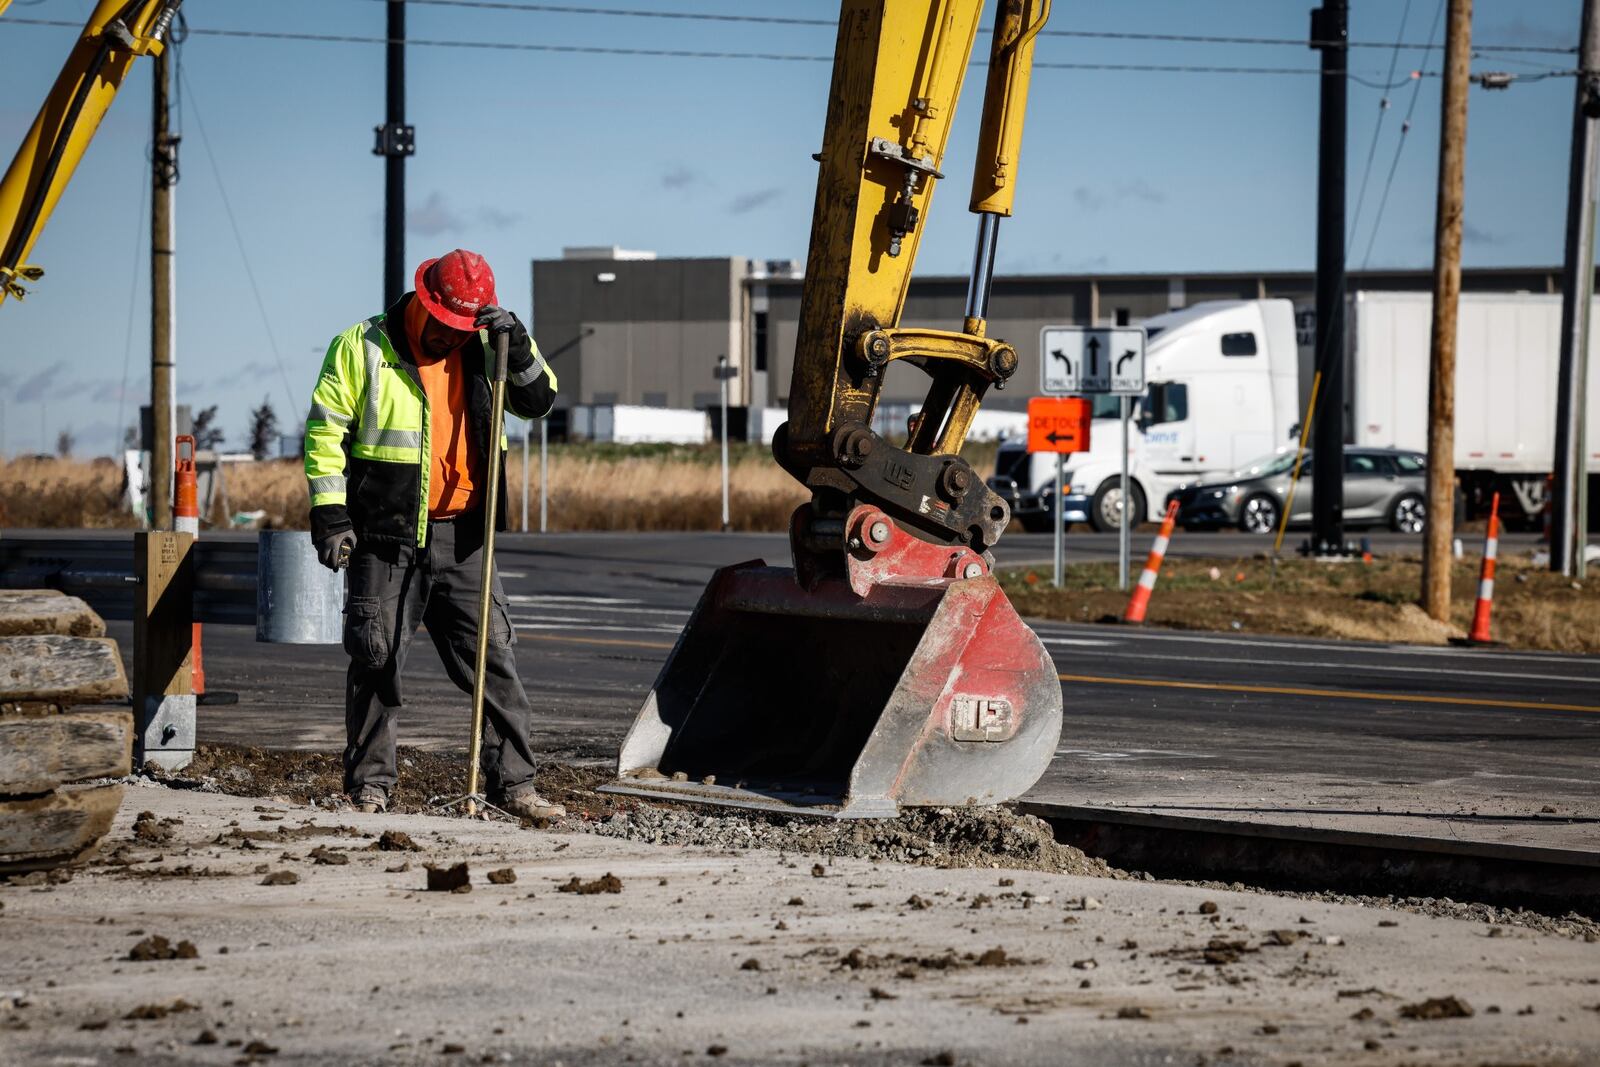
[92, 528, 1596, 852]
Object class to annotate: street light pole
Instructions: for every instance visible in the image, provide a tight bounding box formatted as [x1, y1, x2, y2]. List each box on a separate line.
[716, 354, 733, 532]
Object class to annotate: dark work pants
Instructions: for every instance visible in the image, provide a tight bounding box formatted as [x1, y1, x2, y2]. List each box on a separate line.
[341, 516, 537, 799]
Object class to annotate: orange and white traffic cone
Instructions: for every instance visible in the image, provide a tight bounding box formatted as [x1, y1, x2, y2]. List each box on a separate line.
[174, 435, 206, 697]
[1468, 491, 1500, 645]
[1124, 500, 1180, 624]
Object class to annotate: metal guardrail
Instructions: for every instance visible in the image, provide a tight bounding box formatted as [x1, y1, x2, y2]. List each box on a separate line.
[0, 533, 258, 625]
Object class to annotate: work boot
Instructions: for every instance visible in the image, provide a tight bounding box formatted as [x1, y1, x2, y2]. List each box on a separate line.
[501, 789, 566, 820]
[351, 784, 387, 814]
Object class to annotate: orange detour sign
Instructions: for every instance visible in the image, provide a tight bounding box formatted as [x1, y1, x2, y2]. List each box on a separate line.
[1027, 396, 1091, 454]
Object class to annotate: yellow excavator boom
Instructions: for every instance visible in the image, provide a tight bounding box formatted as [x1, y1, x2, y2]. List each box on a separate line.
[606, 0, 1062, 819]
[0, 0, 182, 303]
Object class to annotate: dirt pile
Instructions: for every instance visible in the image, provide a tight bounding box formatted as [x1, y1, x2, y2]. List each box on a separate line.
[592, 803, 1119, 876]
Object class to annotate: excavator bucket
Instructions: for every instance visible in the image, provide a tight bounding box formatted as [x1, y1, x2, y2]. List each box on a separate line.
[603, 512, 1062, 818]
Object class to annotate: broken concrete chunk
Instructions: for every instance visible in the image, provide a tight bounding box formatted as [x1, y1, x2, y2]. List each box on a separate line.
[556, 872, 622, 895]
[425, 862, 471, 893]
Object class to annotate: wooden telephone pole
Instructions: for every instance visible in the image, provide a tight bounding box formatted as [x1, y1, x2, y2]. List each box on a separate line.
[1422, 0, 1473, 621]
[150, 46, 177, 531]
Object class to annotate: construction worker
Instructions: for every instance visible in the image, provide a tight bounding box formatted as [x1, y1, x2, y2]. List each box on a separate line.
[303, 249, 564, 819]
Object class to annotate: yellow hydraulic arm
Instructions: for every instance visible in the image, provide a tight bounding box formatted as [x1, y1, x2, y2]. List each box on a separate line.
[0, 0, 182, 303]
[777, 0, 1049, 556]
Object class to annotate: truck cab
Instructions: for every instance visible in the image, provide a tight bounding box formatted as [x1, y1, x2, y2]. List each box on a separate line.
[990, 300, 1301, 531]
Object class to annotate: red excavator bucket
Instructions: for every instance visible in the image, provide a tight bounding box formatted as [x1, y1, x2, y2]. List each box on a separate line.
[602, 507, 1062, 818]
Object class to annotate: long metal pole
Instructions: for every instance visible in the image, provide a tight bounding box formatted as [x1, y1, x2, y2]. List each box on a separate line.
[1119, 395, 1131, 591]
[1053, 451, 1064, 587]
[1422, 0, 1473, 621]
[150, 47, 176, 531]
[719, 356, 731, 531]
[520, 420, 529, 532]
[381, 1, 407, 307]
[539, 418, 548, 532]
[463, 331, 510, 814]
[1309, 0, 1348, 556]
[1552, 0, 1600, 576]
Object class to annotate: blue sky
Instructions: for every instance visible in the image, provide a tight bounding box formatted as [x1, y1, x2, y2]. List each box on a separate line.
[0, 0, 1584, 457]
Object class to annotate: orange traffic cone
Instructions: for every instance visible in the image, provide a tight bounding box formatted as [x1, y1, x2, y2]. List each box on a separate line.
[1468, 492, 1500, 644]
[174, 435, 205, 697]
[1124, 500, 1180, 624]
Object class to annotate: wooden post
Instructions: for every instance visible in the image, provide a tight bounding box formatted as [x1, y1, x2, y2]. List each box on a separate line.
[150, 47, 176, 531]
[132, 531, 195, 770]
[1423, 0, 1473, 622]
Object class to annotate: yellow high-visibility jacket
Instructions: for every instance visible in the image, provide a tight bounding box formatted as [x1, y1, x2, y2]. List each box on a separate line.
[303, 294, 556, 547]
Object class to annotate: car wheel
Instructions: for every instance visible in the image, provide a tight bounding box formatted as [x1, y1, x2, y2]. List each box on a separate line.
[1089, 479, 1146, 533]
[1239, 493, 1280, 535]
[1389, 493, 1426, 533]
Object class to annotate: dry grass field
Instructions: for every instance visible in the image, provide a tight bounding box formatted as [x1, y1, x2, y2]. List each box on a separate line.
[0, 448, 811, 533]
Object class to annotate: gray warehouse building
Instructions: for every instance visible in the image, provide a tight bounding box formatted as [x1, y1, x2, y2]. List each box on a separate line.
[531, 247, 1569, 419]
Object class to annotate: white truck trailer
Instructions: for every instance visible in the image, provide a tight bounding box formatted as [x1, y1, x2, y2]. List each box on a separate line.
[990, 293, 1600, 531]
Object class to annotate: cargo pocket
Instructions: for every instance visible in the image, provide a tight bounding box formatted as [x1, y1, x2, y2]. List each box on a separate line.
[343, 595, 390, 668]
[490, 594, 516, 649]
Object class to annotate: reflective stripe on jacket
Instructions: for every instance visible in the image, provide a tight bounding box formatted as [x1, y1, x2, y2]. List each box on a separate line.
[304, 294, 557, 547]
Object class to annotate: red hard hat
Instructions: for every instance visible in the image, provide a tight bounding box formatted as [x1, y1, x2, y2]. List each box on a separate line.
[413, 249, 498, 331]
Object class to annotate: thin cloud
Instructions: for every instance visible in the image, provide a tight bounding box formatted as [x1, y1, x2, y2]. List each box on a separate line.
[729, 187, 782, 214]
[661, 166, 703, 191]
[478, 205, 521, 228]
[408, 191, 465, 237]
[15, 366, 63, 404]
[1462, 222, 1504, 246]
[1073, 180, 1164, 214]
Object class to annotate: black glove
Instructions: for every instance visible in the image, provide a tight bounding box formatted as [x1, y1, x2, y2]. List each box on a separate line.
[474, 305, 520, 337]
[316, 529, 357, 571]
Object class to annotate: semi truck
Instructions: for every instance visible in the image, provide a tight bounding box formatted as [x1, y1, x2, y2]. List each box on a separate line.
[990, 292, 1600, 532]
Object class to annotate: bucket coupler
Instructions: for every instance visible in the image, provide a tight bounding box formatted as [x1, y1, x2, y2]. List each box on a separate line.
[603, 505, 1062, 818]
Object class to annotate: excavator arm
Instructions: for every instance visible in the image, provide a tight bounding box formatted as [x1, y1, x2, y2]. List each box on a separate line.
[607, 0, 1063, 819]
[777, 0, 1050, 571]
[0, 0, 182, 303]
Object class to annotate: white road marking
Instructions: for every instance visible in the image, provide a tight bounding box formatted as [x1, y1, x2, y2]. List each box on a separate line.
[515, 622, 680, 635]
[497, 570, 527, 579]
[1029, 623, 1600, 669]
[1057, 747, 1216, 761]
[1036, 637, 1117, 648]
[508, 594, 644, 605]
[1047, 646, 1600, 687]
[510, 605, 688, 620]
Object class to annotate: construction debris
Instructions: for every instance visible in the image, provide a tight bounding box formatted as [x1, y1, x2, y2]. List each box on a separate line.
[556, 872, 622, 895]
[127, 935, 198, 961]
[425, 862, 471, 893]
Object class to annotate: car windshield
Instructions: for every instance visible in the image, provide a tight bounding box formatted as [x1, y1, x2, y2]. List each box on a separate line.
[1230, 451, 1304, 479]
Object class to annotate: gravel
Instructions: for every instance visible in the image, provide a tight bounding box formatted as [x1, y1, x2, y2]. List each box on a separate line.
[589, 803, 1120, 877]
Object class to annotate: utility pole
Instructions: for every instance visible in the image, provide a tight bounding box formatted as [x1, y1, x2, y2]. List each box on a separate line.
[375, 1, 412, 306]
[1551, 0, 1600, 577]
[150, 46, 178, 531]
[1422, 0, 1474, 620]
[716, 355, 734, 532]
[1309, 0, 1348, 556]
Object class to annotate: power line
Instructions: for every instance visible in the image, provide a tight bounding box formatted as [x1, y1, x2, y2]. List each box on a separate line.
[176, 62, 300, 421]
[352, 0, 1577, 55]
[1360, 0, 1448, 270]
[115, 161, 149, 455]
[5, 17, 1461, 82]
[1349, 0, 1414, 243]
